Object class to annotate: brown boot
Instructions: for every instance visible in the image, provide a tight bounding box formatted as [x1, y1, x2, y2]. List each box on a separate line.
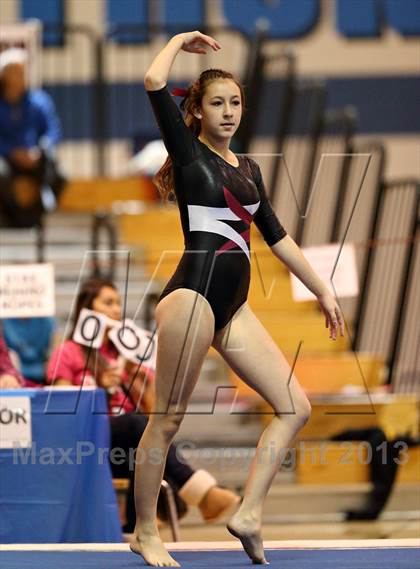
[198, 486, 241, 524]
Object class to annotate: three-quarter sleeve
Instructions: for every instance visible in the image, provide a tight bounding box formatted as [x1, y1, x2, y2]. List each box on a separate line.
[249, 158, 288, 246]
[146, 85, 197, 167]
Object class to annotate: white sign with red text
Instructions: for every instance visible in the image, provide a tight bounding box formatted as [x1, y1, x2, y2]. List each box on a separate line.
[0, 263, 55, 318]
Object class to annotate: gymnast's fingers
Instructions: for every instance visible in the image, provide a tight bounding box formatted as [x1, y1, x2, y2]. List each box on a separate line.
[336, 307, 345, 336]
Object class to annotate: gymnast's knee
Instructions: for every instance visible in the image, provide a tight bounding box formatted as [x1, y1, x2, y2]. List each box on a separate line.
[274, 395, 311, 429]
[294, 396, 312, 428]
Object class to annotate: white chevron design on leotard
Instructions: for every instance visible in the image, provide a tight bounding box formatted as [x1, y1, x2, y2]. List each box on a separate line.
[187, 201, 260, 261]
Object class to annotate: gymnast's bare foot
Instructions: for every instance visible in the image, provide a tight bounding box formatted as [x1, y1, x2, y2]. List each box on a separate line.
[130, 532, 180, 567]
[227, 512, 268, 564]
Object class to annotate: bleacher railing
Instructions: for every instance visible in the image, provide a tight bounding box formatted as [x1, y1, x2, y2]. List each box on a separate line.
[42, 24, 104, 176]
[352, 179, 419, 392]
[90, 212, 118, 281]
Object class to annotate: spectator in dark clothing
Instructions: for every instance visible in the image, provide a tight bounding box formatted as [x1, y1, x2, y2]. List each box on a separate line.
[0, 48, 66, 227]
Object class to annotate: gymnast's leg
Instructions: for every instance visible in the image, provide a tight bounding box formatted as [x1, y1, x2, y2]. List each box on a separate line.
[212, 302, 311, 564]
[131, 288, 215, 567]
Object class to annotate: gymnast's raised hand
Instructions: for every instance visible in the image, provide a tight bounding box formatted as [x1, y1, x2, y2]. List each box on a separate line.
[178, 30, 221, 54]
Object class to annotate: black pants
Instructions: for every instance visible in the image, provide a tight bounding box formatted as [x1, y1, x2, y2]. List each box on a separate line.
[0, 153, 66, 228]
[109, 413, 194, 531]
[332, 428, 401, 519]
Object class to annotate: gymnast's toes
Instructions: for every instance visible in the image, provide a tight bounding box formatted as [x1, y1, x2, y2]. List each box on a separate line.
[227, 513, 268, 564]
[130, 535, 180, 567]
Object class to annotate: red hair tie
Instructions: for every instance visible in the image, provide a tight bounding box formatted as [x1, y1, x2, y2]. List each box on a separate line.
[171, 87, 189, 97]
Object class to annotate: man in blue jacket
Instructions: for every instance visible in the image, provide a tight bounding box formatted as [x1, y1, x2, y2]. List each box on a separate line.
[0, 48, 66, 227]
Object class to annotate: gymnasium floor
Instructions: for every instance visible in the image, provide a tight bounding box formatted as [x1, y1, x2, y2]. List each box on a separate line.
[2, 539, 419, 568]
[3, 518, 419, 569]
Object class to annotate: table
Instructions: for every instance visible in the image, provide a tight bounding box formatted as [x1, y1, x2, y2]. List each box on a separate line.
[0, 388, 122, 543]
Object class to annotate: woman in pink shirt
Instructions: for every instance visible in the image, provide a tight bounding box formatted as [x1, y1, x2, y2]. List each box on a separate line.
[47, 277, 240, 533]
[0, 323, 24, 388]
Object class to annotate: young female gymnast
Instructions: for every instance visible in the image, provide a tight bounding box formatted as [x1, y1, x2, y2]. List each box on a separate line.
[47, 277, 240, 532]
[131, 31, 345, 566]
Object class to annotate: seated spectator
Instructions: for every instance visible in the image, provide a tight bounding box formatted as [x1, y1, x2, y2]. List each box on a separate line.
[0, 323, 24, 388]
[47, 277, 240, 533]
[0, 48, 66, 228]
[2, 316, 56, 386]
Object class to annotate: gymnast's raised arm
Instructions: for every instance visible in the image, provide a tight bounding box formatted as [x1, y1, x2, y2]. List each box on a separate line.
[144, 32, 221, 167]
[144, 31, 221, 91]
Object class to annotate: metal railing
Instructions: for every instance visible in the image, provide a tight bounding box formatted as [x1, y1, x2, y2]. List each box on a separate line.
[90, 212, 118, 281]
[233, 25, 269, 154]
[42, 24, 104, 176]
[299, 105, 358, 247]
[386, 180, 419, 391]
[268, 79, 327, 243]
[352, 179, 419, 390]
[266, 48, 296, 202]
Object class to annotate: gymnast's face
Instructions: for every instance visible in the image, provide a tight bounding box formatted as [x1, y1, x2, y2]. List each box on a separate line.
[92, 286, 122, 322]
[197, 79, 242, 140]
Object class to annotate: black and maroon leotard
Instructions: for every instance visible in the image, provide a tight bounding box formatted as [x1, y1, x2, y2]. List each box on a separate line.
[147, 84, 287, 331]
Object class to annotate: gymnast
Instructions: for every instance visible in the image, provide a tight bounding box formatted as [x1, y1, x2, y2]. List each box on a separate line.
[131, 30, 345, 566]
